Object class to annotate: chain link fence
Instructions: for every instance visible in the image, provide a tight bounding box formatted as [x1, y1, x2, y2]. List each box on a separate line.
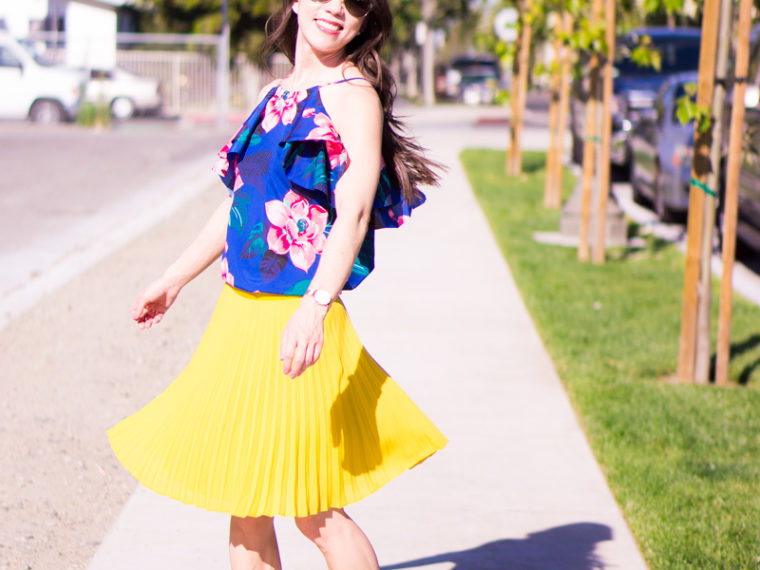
[25, 31, 292, 118]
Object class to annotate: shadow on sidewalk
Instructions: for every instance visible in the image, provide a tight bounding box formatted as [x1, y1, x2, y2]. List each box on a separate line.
[380, 522, 612, 570]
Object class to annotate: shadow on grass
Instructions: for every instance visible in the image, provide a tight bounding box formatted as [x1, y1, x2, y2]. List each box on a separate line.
[380, 523, 612, 570]
[520, 156, 549, 174]
[709, 334, 760, 385]
[609, 234, 672, 262]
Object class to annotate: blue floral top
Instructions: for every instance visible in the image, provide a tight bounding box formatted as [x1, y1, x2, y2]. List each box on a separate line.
[212, 80, 425, 296]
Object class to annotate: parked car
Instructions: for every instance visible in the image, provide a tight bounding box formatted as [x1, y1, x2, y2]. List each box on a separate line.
[629, 71, 697, 221]
[570, 27, 701, 170]
[441, 54, 502, 105]
[0, 32, 86, 123]
[719, 31, 760, 252]
[85, 68, 162, 119]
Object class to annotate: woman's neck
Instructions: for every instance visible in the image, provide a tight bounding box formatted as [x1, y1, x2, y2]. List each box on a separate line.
[288, 36, 348, 89]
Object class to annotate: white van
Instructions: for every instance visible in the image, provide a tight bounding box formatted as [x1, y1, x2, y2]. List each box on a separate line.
[0, 33, 86, 123]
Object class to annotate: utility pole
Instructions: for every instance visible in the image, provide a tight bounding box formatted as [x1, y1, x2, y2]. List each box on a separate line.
[716, 0, 753, 385]
[676, 0, 721, 382]
[217, 0, 230, 129]
[421, 0, 437, 106]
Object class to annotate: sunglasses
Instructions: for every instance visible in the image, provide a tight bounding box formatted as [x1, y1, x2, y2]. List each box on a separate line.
[310, 0, 372, 18]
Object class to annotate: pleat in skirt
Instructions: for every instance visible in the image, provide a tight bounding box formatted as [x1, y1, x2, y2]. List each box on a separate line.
[108, 285, 447, 518]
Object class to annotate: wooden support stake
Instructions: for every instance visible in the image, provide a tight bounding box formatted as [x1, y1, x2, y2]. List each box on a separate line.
[507, 0, 532, 176]
[592, 0, 616, 264]
[577, 0, 603, 261]
[676, 0, 721, 382]
[544, 13, 563, 207]
[716, 0, 752, 385]
[694, 0, 732, 383]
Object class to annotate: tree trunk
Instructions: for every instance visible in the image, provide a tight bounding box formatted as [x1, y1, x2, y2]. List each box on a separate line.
[507, 0, 532, 176]
[577, 0, 603, 261]
[551, 12, 573, 209]
[544, 13, 563, 207]
[592, 0, 616, 264]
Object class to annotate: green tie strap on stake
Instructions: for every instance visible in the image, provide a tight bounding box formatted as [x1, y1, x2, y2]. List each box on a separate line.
[690, 177, 717, 197]
[586, 135, 601, 142]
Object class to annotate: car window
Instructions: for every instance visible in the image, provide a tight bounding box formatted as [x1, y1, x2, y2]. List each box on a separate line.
[615, 37, 700, 76]
[16, 39, 52, 66]
[0, 46, 20, 68]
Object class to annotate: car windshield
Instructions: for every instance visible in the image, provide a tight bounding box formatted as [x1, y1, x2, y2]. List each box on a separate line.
[615, 36, 700, 76]
[451, 59, 500, 79]
[17, 39, 54, 66]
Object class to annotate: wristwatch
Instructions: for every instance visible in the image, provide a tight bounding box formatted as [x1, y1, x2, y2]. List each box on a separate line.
[307, 288, 332, 307]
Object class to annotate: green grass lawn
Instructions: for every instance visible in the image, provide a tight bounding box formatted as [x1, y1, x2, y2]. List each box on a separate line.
[461, 149, 760, 569]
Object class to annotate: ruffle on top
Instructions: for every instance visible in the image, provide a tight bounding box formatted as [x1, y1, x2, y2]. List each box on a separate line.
[213, 85, 425, 230]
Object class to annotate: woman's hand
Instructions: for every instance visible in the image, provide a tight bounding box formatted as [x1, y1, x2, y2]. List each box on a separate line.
[130, 278, 182, 330]
[280, 298, 329, 378]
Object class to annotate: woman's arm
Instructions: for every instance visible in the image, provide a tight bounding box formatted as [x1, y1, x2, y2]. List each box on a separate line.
[131, 196, 232, 329]
[279, 81, 384, 377]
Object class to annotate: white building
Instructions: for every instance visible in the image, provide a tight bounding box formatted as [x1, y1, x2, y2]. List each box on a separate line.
[0, 0, 48, 36]
[0, 0, 133, 68]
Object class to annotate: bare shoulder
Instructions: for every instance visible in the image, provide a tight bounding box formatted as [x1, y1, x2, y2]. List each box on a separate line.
[255, 79, 282, 105]
[320, 75, 382, 136]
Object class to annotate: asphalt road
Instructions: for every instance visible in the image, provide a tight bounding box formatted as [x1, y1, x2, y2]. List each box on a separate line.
[0, 119, 231, 326]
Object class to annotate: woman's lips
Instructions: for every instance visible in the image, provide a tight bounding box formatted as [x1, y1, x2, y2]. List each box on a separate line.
[315, 18, 343, 35]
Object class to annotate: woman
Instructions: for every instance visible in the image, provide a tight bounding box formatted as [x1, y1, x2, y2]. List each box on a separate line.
[108, 0, 446, 568]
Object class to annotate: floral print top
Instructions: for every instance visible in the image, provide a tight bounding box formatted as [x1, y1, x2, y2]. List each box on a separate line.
[212, 80, 425, 296]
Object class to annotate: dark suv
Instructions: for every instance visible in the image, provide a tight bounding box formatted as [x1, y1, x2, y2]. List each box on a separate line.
[440, 54, 502, 105]
[570, 27, 701, 169]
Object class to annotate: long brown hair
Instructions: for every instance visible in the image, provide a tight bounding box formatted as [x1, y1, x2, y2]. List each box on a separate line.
[262, 0, 442, 203]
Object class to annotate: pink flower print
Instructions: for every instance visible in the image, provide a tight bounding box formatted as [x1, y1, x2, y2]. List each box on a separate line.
[387, 207, 408, 227]
[220, 242, 235, 286]
[233, 163, 244, 191]
[265, 190, 328, 272]
[261, 88, 307, 133]
[302, 107, 316, 119]
[306, 112, 348, 170]
[213, 137, 233, 178]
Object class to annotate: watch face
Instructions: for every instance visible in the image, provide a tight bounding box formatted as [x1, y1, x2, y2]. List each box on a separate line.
[313, 290, 331, 306]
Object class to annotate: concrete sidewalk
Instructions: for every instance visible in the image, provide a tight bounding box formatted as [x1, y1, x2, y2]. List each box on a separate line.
[85, 104, 647, 569]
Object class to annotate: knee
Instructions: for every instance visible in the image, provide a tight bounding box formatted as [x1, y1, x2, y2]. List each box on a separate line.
[294, 509, 349, 550]
[294, 512, 327, 543]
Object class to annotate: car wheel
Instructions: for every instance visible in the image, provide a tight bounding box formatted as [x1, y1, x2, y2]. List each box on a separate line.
[30, 100, 64, 124]
[631, 167, 646, 206]
[111, 97, 135, 120]
[653, 162, 675, 222]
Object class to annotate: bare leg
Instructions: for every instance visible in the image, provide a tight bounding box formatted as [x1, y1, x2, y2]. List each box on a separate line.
[295, 508, 379, 570]
[229, 515, 282, 570]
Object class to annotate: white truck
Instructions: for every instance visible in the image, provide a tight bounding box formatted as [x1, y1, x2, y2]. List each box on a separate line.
[0, 32, 86, 123]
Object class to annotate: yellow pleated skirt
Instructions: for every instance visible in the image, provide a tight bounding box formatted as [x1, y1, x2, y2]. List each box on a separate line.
[108, 285, 447, 518]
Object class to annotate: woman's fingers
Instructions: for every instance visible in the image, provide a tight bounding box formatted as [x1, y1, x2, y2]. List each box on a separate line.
[280, 336, 323, 378]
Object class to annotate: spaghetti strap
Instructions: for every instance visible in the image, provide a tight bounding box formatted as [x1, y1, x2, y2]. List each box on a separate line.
[321, 77, 371, 87]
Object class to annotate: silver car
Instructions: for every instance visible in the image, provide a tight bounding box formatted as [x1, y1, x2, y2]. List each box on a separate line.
[85, 68, 162, 119]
